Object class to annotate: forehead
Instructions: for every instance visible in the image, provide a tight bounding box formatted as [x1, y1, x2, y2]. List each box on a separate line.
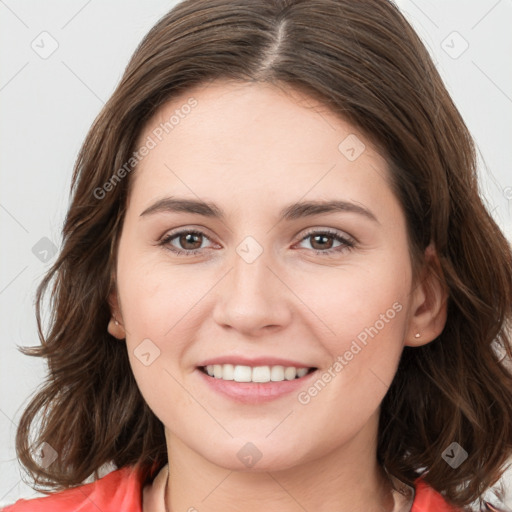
[128, 80, 395, 218]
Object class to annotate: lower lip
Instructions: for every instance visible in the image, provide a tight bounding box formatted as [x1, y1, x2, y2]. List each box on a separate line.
[196, 368, 317, 404]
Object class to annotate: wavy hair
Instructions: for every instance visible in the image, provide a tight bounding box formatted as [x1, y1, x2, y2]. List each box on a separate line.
[15, 0, 512, 509]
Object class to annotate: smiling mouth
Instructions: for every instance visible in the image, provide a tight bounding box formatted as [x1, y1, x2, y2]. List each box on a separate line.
[198, 364, 317, 383]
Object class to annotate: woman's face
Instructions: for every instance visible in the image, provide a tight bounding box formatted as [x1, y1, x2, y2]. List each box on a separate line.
[112, 80, 425, 471]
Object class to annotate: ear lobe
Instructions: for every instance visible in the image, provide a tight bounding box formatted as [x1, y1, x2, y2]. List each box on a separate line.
[405, 244, 448, 347]
[107, 289, 126, 340]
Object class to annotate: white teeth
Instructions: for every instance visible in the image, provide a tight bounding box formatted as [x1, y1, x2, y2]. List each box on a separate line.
[252, 366, 270, 383]
[222, 364, 234, 380]
[296, 368, 308, 378]
[233, 365, 252, 382]
[284, 367, 297, 380]
[270, 365, 284, 381]
[203, 364, 312, 382]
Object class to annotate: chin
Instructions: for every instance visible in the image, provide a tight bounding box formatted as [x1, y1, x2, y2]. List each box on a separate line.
[197, 438, 308, 472]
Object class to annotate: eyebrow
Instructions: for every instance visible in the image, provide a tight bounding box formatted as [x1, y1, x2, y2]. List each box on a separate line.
[139, 197, 379, 223]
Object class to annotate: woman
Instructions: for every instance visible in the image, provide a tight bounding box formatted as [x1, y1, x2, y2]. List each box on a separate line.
[4, 0, 512, 511]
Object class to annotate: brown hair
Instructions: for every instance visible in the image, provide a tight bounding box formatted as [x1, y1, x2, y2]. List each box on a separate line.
[15, 0, 512, 509]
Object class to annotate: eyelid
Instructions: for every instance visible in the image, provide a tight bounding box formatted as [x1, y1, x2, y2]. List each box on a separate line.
[158, 225, 357, 257]
[159, 225, 356, 243]
[297, 227, 357, 244]
[293, 228, 356, 256]
[158, 227, 217, 255]
[158, 225, 216, 243]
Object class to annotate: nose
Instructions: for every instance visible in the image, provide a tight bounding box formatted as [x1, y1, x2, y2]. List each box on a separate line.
[212, 244, 293, 336]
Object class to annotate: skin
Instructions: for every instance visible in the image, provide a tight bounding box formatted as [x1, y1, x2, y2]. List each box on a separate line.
[108, 80, 447, 512]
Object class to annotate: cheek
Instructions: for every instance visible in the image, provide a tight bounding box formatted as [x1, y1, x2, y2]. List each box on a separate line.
[294, 252, 411, 405]
[305, 257, 409, 349]
[118, 237, 411, 367]
[117, 251, 205, 341]
[289, 263, 410, 441]
[116, 257, 206, 418]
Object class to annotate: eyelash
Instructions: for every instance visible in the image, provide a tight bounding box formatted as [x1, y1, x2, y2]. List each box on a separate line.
[158, 228, 356, 257]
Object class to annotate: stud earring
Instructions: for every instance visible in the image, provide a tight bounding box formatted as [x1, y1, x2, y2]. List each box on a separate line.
[414, 333, 421, 338]
[114, 319, 119, 326]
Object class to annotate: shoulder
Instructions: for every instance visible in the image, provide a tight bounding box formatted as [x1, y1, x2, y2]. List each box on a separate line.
[412, 477, 464, 512]
[1, 465, 143, 512]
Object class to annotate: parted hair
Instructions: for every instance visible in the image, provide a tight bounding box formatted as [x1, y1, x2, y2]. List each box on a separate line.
[15, 0, 512, 509]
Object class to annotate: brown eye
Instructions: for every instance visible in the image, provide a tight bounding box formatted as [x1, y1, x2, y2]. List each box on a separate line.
[177, 232, 203, 250]
[309, 233, 335, 251]
[297, 229, 355, 255]
[159, 230, 213, 256]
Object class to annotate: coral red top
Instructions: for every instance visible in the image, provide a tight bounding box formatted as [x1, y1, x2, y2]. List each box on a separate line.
[2, 465, 461, 511]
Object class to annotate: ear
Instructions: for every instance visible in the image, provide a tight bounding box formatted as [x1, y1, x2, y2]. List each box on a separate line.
[107, 287, 126, 340]
[405, 243, 448, 347]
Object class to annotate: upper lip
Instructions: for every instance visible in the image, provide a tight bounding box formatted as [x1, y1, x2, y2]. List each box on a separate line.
[197, 356, 317, 368]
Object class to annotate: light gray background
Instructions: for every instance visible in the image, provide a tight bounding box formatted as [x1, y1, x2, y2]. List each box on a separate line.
[1, 0, 511, 508]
